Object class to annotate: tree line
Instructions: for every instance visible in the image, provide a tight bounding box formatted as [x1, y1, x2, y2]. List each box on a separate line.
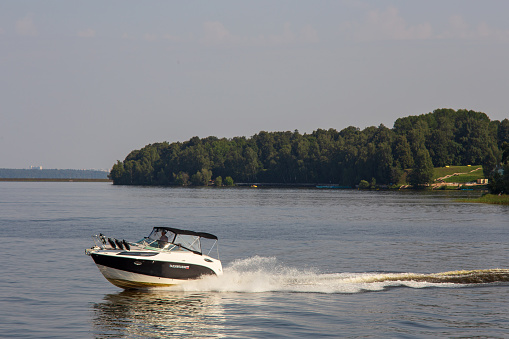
[109, 109, 509, 189]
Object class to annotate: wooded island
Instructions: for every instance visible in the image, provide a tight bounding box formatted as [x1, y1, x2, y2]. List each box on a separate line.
[109, 109, 509, 193]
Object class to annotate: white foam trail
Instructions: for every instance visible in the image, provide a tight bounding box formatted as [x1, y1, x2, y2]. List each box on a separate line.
[156, 256, 509, 294]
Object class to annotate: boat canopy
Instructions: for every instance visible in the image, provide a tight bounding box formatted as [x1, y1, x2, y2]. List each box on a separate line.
[138, 227, 220, 257]
[152, 227, 218, 240]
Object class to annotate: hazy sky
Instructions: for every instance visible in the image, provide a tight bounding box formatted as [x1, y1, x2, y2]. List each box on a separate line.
[2, 1, 509, 170]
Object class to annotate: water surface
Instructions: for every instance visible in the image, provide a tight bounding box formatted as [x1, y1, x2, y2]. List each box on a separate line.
[1, 182, 508, 338]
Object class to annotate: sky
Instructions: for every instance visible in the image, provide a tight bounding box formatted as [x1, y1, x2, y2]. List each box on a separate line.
[1, 1, 509, 170]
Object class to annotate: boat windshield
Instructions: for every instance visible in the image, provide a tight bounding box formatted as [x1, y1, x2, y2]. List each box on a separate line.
[135, 227, 218, 256]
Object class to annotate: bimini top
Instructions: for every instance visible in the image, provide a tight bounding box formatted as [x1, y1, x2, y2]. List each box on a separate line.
[153, 227, 218, 240]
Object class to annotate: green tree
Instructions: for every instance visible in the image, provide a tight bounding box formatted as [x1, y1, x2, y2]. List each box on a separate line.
[202, 168, 212, 185]
[214, 176, 223, 186]
[390, 164, 404, 185]
[428, 129, 453, 167]
[174, 172, 189, 186]
[374, 142, 393, 184]
[109, 161, 126, 184]
[370, 177, 377, 189]
[408, 148, 434, 187]
[156, 168, 169, 185]
[190, 168, 212, 186]
[243, 146, 261, 181]
[359, 180, 370, 189]
[108, 108, 506, 188]
[224, 176, 234, 186]
[488, 142, 509, 194]
[498, 119, 509, 146]
[407, 120, 429, 155]
[190, 171, 204, 186]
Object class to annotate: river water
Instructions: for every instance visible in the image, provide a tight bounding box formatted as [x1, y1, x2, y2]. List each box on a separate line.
[1, 182, 508, 338]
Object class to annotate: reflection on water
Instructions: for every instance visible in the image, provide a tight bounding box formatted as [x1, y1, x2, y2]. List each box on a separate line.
[92, 290, 225, 338]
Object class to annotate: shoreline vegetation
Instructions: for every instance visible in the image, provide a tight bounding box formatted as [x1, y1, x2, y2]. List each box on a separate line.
[0, 164, 487, 187]
[0, 176, 485, 189]
[3, 109, 507, 204]
[456, 194, 509, 205]
[1, 174, 506, 205]
[108, 109, 508, 196]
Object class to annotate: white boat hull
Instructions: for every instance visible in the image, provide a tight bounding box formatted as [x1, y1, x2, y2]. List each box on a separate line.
[96, 264, 190, 289]
[87, 227, 222, 289]
[89, 250, 222, 289]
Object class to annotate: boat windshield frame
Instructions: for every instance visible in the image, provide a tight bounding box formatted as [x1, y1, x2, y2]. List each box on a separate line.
[134, 227, 219, 257]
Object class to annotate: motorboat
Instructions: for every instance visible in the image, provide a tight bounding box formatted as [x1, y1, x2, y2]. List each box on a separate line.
[85, 227, 222, 289]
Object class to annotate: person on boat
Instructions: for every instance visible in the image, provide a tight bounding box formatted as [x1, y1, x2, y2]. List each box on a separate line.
[160, 230, 168, 243]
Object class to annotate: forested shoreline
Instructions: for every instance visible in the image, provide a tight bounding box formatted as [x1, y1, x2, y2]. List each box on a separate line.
[109, 109, 509, 190]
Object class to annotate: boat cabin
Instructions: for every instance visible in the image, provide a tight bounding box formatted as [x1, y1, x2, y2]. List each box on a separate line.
[136, 227, 219, 257]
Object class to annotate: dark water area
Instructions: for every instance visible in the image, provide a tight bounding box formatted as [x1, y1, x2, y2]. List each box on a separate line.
[1, 182, 508, 338]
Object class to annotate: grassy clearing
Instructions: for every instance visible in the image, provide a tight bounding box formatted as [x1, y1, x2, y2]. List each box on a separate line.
[441, 174, 484, 183]
[457, 194, 509, 205]
[433, 165, 482, 179]
[433, 165, 484, 183]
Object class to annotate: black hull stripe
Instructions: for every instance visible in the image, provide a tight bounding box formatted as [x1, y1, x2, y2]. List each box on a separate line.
[91, 253, 216, 280]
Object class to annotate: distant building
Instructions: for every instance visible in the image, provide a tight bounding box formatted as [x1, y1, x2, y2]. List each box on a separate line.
[29, 166, 43, 170]
[477, 178, 488, 184]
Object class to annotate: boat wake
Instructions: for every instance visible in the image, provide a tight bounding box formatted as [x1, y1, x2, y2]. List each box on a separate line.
[162, 256, 509, 294]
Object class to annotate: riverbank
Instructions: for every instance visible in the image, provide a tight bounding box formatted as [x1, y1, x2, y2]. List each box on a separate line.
[457, 194, 509, 205]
